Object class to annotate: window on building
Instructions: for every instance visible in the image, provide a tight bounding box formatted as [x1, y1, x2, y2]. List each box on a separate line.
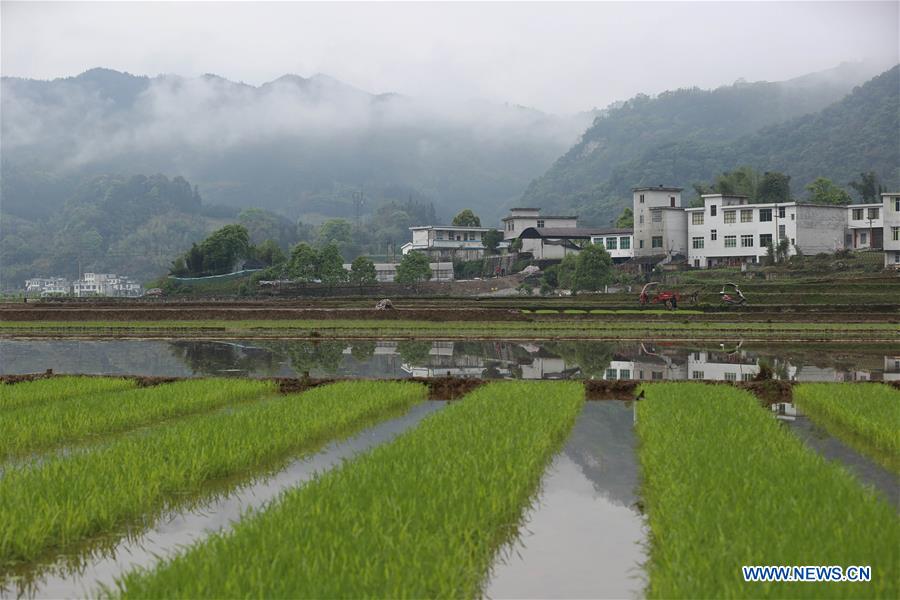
[605, 237, 617, 250]
[692, 371, 704, 380]
[741, 234, 754, 247]
[791, 238, 795, 245]
[759, 208, 772, 222]
[710, 229, 717, 241]
[710, 205, 717, 216]
[651, 371, 663, 380]
[537, 219, 545, 228]
[852, 208, 863, 220]
[620, 237, 631, 250]
[760, 233, 773, 247]
[867, 207, 880, 220]
[892, 226, 899, 241]
[435, 231, 444, 240]
[692, 236, 704, 249]
[742, 373, 755, 382]
[639, 215, 644, 224]
[724, 372, 737, 382]
[606, 368, 617, 380]
[724, 210, 736, 224]
[652, 210, 662, 223]
[724, 235, 736, 248]
[790, 213, 795, 221]
[619, 369, 631, 380]
[651, 236, 663, 249]
[640, 194, 645, 203]
[670, 196, 676, 207]
[778, 224, 786, 240]
[740, 209, 753, 223]
[694, 259, 700, 267]
[778, 206, 786, 218]
[895, 198, 900, 212]
[860, 232, 867, 245]
[692, 212, 704, 225]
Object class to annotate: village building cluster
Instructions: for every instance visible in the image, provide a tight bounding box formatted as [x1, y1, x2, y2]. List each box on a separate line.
[403, 187, 900, 273]
[25, 273, 143, 298]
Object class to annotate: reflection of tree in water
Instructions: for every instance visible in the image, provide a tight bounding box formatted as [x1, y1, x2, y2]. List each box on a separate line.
[397, 341, 432, 365]
[540, 341, 616, 378]
[168, 341, 282, 376]
[349, 341, 376, 362]
[564, 402, 639, 508]
[248, 340, 348, 376]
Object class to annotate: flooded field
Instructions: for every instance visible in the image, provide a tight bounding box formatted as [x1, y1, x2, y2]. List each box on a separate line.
[2, 338, 898, 383]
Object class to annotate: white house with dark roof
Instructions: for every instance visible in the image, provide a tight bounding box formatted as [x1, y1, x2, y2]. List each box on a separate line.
[881, 192, 900, 268]
[401, 225, 494, 262]
[517, 226, 633, 261]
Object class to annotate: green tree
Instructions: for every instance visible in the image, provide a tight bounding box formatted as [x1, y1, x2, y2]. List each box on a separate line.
[175, 224, 249, 276]
[287, 243, 318, 282]
[349, 255, 377, 284]
[848, 172, 881, 202]
[757, 171, 792, 203]
[806, 177, 852, 205]
[482, 229, 503, 255]
[317, 243, 348, 284]
[556, 254, 579, 289]
[451, 209, 481, 227]
[254, 239, 287, 266]
[572, 244, 614, 292]
[615, 207, 634, 228]
[316, 219, 353, 248]
[713, 166, 760, 200]
[395, 251, 432, 284]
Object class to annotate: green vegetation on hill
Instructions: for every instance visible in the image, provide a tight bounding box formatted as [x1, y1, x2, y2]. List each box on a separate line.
[521, 65, 899, 226]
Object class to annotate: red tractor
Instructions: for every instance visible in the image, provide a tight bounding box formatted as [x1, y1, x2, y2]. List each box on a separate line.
[639, 282, 681, 310]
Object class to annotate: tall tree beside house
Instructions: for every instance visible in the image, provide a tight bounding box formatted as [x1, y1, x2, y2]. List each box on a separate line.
[395, 251, 432, 284]
[615, 207, 634, 228]
[287, 243, 319, 282]
[757, 171, 792, 203]
[170, 224, 250, 276]
[317, 243, 349, 284]
[805, 177, 853, 205]
[452, 209, 481, 227]
[571, 244, 614, 293]
[482, 229, 503, 255]
[848, 171, 882, 202]
[349, 256, 377, 284]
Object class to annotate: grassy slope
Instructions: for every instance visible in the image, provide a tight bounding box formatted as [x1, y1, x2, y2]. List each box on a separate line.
[0, 381, 425, 565]
[0, 379, 273, 460]
[794, 383, 900, 474]
[115, 381, 584, 598]
[637, 382, 898, 599]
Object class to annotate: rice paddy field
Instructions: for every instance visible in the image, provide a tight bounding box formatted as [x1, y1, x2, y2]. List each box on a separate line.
[0, 376, 897, 598]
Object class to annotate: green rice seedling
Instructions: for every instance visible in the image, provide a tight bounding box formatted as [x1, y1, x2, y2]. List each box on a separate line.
[794, 383, 900, 473]
[114, 381, 584, 598]
[0, 381, 425, 566]
[637, 382, 899, 599]
[0, 379, 274, 460]
[0, 376, 137, 412]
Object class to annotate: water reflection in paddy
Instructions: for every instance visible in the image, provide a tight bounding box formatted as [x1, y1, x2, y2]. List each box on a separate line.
[2, 338, 896, 383]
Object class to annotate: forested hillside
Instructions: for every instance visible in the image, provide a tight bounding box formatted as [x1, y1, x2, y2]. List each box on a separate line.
[520, 63, 898, 225]
[1, 69, 590, 225]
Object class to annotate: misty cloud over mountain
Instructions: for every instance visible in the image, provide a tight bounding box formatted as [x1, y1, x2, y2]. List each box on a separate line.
[1, 68, 592, 223]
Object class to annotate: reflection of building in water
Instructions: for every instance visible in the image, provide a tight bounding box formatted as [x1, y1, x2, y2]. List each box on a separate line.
[883, 357, 900, 382]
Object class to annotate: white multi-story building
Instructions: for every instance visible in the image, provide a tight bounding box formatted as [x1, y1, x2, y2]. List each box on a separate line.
[401, 225, 494, 262]
[685, 195, 848, 268]
[501, 208, 578, 240]
[73, 273, 143, 297]
[883, 192, 900, 268]
[25, 277, 70, 296]
[846, 203, 884, 250]
[632, 186, 686, 261]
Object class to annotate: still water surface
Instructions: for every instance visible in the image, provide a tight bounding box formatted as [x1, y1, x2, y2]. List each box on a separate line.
[2, 339, 897, 383]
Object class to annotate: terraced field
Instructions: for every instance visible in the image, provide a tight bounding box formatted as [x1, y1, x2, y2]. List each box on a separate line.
[0, 376, 896, 598]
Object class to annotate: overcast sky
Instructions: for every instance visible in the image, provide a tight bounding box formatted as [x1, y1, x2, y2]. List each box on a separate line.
[2, 1, 898, 114]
